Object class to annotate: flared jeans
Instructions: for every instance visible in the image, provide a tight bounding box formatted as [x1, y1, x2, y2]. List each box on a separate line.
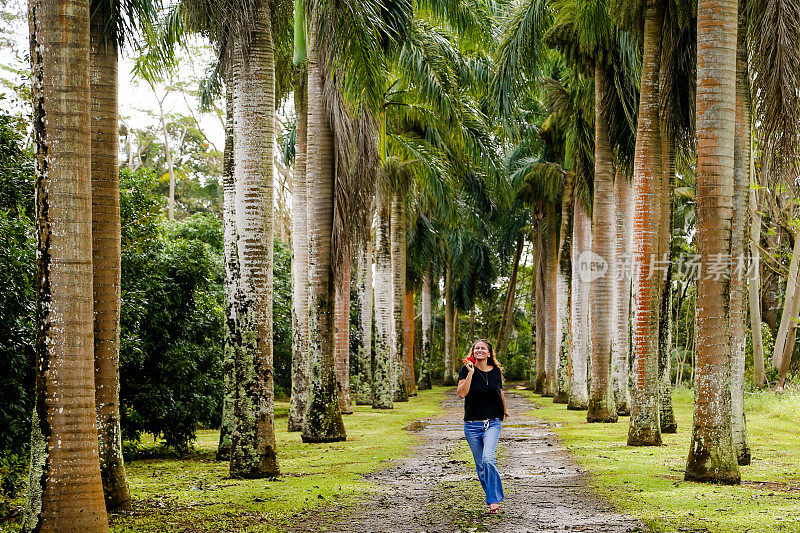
[463, 418, 504, 505]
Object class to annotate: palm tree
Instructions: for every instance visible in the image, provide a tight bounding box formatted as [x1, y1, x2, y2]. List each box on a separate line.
[334, 258, 354, 412]
[612, 167, 632, 416]
[569, 191, 591, 410]
[90, 0, 158, 510]
[354, 235, 375, 404]
[288, 67, 310, 429]
[228, 0, 280, 475]
[218, 81, 239, 451]
[391, 189, 410, 401]
[301, 7, 347, 441]
[418, 271, 434, 389]
[25, 0, 109, 529]
[373, 188, 395, 407]
[288, 0, 310, 431]
[627, 0, 664, 444]
[684, 0, 740, 484]
[729, 0, 750, 465]
[587, 59, 618, 423]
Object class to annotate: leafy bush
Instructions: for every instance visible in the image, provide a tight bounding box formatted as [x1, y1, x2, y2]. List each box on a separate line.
[0, 453, 27, 499]
[0, 116, 34, 459]
[273, 239, 293, 398]
[119, 206, 225, 450]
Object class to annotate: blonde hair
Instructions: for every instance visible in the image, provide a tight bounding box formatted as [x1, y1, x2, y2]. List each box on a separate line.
[468, 339, 504, 375]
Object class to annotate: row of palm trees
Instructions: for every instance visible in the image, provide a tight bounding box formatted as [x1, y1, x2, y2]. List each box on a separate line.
[24, 0, 800, 528]
[493, 0, 800, 486]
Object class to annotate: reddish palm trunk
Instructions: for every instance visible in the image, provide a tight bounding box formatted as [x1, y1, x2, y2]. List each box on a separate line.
[25, 0, 109, 529]
[588, 62, 617, 423]
[90, 5, 130, 511]
[627, 0, 663, 441]
[685, 0, 740, 484]
[334, 259, 353, 413]
[404, 287, 417, 395]
[659, 131, 677, 434]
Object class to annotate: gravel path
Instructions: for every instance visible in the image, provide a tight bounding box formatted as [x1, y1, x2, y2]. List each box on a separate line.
[287, 389, 646, 533]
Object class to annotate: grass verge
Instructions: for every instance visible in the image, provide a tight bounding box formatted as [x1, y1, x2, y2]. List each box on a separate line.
[1, 387, 446, 533]
[516, 387, 800, 533]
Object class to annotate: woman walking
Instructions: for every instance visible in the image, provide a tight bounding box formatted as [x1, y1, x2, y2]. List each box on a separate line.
[457, 339, 510, 514]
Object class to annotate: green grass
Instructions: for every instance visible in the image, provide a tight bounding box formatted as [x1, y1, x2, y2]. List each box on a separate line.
[111, 387, 447, 532]
[1, 387, 446, 532]
[516, 388, 800, 533]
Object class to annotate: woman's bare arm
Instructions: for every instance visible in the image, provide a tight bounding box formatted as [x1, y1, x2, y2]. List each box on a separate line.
[501, 390, 510, 419]
[457, 363, 474, 398]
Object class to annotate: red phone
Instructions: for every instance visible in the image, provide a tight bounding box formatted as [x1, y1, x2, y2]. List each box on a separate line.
[462, 355, 476, 365]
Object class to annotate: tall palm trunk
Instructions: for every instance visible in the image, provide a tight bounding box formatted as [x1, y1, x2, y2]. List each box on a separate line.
[373, 194, 394, 407]
[90, 5, 130, 511]
[355, 235, 374, 404]
[497, 235, 524, 358]
[25, 0, 109, 529]
[730, 4, 751, 463]
[404, 287, 417, 395]
[748, 161, 765, 388]
[302, 15, 347, 440]
[418, 272, 433, 390]
[452, 308, 460, 367]
[627, 0, 663, 441]
[443, 265, 456, 386]
[229, 5, 280, 474]
[685, 0, 741, 484]
[534, 216, 547, 392]
[334, 259, 353, 413]
[774, 232, 800, 376]
[588, 62, 618, 423]
[612, 168, 633, 416]
[219, 81, 238, 453]
[659, 131, 677, 434]
[544, 201, 559, 397]
[288, 69, 310, 431]
[555, 173, 574, 404]
[569, 196, 591, 410]
[391, 193, 409, 401]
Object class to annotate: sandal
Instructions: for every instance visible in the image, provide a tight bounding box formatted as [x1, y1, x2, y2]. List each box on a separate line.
[488, 504, 500, 514]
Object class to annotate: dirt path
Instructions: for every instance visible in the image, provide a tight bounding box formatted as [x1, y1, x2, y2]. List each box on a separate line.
[288, 390, 645, 533]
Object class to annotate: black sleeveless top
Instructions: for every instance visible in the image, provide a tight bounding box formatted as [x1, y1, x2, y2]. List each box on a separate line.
[458, 365, 504, 421]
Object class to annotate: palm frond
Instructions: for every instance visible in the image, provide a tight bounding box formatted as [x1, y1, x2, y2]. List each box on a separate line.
[490, 0, 552, 123]
[747, 0, 800, 177]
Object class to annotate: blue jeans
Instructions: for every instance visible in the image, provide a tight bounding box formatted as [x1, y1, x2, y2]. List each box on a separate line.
[463, 419, 504, 505]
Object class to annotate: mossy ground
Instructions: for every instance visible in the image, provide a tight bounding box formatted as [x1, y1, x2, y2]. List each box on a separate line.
[519, 387, 800, 533]
[1, 387, 446, 532]
[114, 387, 446, 532]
